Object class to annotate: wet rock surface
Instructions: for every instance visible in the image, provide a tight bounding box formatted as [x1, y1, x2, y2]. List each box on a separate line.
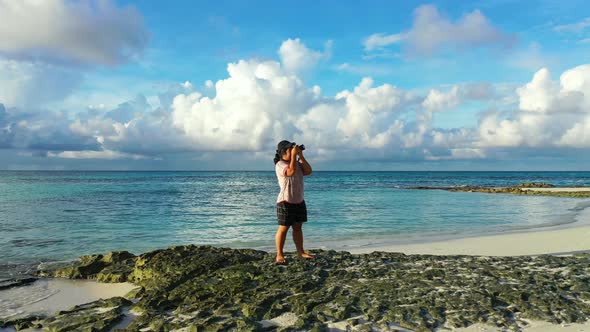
[36, 251, 137, 283]
[0, 277, 37, 291]
[410, 182, 590, 198]
[3, 245, 589, 331]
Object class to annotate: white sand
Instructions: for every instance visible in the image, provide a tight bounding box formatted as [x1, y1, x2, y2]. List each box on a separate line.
[258, 312, 300, 328]
[348, 225, 590, 256]
[455, 320, 590, 331]
[0, 278, 138, 319]
[520, 187, 590, 192]
[325, 319, 590, 331]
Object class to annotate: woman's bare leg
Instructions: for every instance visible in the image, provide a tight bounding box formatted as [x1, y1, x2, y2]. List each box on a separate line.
[292, 222, 314, 259]
[275, 225, 290, 263]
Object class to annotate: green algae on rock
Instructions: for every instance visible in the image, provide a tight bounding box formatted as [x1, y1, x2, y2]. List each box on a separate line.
[0, 277, 37, 290]
[42, 297, 131, 332]
[13, 245, 589, 331]
[36, 251, 136, 282]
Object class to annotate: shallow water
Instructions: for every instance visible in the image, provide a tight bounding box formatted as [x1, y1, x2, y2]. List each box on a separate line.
[0, 278, 137, 319]
[1, 171, 590, 278]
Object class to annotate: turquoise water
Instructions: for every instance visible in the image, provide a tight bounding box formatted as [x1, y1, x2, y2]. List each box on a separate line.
[2, 171, 590, 277]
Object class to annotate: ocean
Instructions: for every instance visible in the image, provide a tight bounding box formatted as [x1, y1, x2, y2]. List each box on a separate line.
[2, 171, 590, 278]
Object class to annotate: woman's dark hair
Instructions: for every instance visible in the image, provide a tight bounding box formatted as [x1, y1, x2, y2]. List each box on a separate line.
[274, 140, 292, 165]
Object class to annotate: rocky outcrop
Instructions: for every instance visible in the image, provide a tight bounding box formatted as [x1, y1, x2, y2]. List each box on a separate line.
[9, 245, 588, 331]
[36, 250, 136, 283]
[0, 277, 37, 290]
[517, 182, 555, 188]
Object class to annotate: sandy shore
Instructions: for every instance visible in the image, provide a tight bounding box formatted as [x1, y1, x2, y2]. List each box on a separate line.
[455, 321, 590, 332]
[521, 187, 590, 192]
[325, 319, 590, 332]
[347, 225, 590, 256]
[0, 278, 138, 319]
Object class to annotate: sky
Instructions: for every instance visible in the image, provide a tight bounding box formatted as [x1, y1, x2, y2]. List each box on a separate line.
[1, 0, 590, 171]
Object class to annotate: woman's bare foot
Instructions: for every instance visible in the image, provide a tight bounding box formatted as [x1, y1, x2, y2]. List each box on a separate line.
[298, 252, 315, 259]
[275, 254, 286, 264]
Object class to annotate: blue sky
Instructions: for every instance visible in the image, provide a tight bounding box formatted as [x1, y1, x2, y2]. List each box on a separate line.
[0, 0, 590, 170]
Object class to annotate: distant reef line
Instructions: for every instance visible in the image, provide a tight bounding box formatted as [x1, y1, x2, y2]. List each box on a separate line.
[409, 182, 590, 198]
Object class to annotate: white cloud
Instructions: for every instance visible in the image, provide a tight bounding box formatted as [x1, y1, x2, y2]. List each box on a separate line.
[364, 5, 514, 57]
[559, 118, 590, 147]
[479, 65, 590, 148]
[422, 86, 461, 112]
[409, 5, 514, 55]
[335, 62, 396, 76]
[278, 38, 331, 74]
[554, 17, 590, 33]
[517, 66, 587, 113]
[157, 82, 195, 109]
[171, 59, 318, 151]
[3, 36, 590, 166]
[431, 128, 477, 148]
[47, 149, 148, 160]
[0, 0, 148, 66]
[336, 77, 413, 143]
[364, 33, 406, 51]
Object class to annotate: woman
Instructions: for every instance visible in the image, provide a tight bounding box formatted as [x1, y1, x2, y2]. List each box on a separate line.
[273, 140, 314, 264]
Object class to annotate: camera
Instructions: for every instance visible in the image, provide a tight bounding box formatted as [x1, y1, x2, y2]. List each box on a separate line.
[290, 143, 305, 151]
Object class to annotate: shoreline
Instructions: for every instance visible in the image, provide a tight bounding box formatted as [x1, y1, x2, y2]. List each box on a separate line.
[0, 279, 138, 320]
[316, 198, 590, 256]
[332, 186, 590, 256]
[346, 224, 590, 256]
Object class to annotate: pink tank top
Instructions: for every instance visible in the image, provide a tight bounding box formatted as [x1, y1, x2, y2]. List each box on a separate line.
[275, 160, 304, 204]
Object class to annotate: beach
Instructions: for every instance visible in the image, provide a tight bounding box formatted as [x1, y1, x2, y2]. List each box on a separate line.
[2, 0, 590, 328]
[349, 224, 590, 256]
[2, 217, 590, 331]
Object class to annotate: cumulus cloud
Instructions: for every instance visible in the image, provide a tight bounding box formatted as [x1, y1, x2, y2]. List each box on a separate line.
[3, 36, 590, 167]
[157, 81, 196, 109]
[335, 77, 414, 143]
[0, 0, 149, 66]
[364, 5, 514, 56]
[171, 58, 319, 151]
[422, 86, 461, 113]
[479, 65, 590, 148]
[278, 38, 331, 74]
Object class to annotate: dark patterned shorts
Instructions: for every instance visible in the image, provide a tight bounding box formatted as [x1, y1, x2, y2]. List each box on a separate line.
[276, 200, 307, 226]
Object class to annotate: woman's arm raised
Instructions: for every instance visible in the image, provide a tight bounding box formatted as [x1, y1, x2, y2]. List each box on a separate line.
[298, 151, 312, 176]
